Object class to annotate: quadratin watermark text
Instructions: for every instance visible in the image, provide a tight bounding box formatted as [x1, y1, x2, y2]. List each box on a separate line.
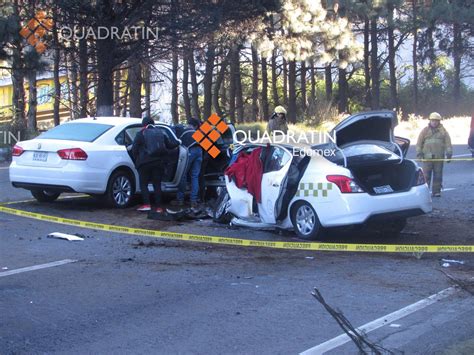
[0, 131, 21, 145]
[60, 25, 159, 41]
[232, 130, 337, 157]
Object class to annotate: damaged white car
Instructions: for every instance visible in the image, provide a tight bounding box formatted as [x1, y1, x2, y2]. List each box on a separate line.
[214, 111, 432, 240]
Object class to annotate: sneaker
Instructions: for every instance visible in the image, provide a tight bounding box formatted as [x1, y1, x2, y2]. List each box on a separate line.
[155, 207, 164, 214]
[170, 200, 185, 206]
[137, 204, 151, 212]
[190, 201, 199, 209]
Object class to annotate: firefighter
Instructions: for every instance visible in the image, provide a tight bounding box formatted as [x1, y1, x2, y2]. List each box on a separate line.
[416, 112, 453, 197]
[267, 106, 288, 134]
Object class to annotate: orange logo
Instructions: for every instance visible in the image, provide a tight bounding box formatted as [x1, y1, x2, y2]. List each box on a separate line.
[19, 11, 53, 54]
[192, 114, 229, 158]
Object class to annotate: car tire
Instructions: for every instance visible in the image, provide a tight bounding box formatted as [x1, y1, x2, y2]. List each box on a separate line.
[31, 189, 61, 203]
[106, 170, 135, 208]
[291, 201, 324, 240]
[213, 188, 232, 224]
[379, 218, 407, 237]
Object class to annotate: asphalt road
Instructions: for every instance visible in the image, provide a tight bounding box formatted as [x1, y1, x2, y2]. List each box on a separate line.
[1, 145, 473, 354]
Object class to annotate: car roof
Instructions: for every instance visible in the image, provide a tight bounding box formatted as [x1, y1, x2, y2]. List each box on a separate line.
[64, 117, 143, 127]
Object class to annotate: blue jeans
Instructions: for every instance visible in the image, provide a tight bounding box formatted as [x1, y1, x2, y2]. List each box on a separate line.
[177, 147, 203, 203]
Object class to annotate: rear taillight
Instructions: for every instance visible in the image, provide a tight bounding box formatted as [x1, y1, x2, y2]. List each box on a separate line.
[415, 168, 426, 185]
[57, 148, 88, 160]
[326, 175, 364, 193]
[12, 145, 24, 156]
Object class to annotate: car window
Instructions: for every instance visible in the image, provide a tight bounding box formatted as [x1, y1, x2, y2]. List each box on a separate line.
[38, 123, 113, 142]
[265, 147, 291, 173]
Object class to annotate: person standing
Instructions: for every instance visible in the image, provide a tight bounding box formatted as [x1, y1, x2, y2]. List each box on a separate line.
[173, 117, 203, 208]
[267, 106, 289, 134]
[416, 112, 453, 197]
[132, 117, 178, 212]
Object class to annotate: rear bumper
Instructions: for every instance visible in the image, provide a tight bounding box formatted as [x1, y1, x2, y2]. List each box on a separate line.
[314, 184, 432, 227]
[11, 182, 75, 193]
[9, 161, 108, 193]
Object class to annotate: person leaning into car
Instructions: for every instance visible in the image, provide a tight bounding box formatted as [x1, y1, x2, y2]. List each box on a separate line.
[416, 112, 453, 197]
[132, 116, 179, 213]
[172, 117, 203, 209]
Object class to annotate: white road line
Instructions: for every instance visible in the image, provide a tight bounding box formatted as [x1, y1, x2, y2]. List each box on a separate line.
[300, 286, 458, 355]
[0, 259, 77, 278]
[441, 188, 456, 192]
[452, 153, 472, 158]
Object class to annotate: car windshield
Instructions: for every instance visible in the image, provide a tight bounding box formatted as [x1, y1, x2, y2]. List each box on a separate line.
[38, 123, 113, 142]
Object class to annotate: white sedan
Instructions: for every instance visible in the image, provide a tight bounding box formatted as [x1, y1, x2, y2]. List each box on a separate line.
[214, 111, 432, 239]
[9, 117, 233, 208]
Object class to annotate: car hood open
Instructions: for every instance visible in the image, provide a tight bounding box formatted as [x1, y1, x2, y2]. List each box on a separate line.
[331, 110, 397, 147]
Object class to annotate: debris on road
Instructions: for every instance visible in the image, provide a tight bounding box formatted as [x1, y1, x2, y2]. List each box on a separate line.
[47, 232, 84, 241]
[441, 259, 465, 265]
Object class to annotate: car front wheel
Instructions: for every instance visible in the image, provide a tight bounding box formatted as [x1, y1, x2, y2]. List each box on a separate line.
[291, 201, 324, 240]
[106, 171, 135, 208]
[31, 189, 61, 203]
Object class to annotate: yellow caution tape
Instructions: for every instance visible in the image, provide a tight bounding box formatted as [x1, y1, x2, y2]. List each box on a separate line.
[0, 205, 472, 253]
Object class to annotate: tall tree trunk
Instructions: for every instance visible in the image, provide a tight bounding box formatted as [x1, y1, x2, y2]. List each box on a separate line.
[426, 21, 436, 82]
[300, 61, 307, 114]
[228, 45, 238, 123]
[52, 9, 61, 126]
[288, 60, 297, 124]
[188, 50, 200, 119]
[235, 52, 244, 123]
[96, 39, 114, 116]
[283, 58, 288, 107]
[171, 50, 179, 124]
[11, 66, 25, 130]
[213, 54, 229, 117]
[182, 56, 192, 119]
[338, 68, 348, 113]
[129, 57, 143, 118]
[309, 59, 316, 104]
[370, 18, 380, 110]
[387, 3, 398, 111]
[325, 65, 332, 101]
[203, 44, 215, 120]
[113, 68, 121, 116]
[452, 22, 462, 104]
[251, 46, 259, 121]
[69, 50, 79, 119]
[412, 1, 418, 114]
[271, 50, 279, 106]
[364, 17, 371, 108]
[79, 37, 88, 117]
[143, 61, 151, 118]
[27, 70, 37, 132]
[261, 56, 269, 120]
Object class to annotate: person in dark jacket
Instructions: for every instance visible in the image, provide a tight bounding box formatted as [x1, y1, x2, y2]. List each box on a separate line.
[132, 117, 178, 213]
[172, 117, 203, 208]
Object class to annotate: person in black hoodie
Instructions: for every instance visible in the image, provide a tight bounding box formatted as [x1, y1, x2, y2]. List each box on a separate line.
[132, 117, 179, 213]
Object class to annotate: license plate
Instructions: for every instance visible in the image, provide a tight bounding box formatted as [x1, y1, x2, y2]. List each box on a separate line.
[33, 151, 48, 162]
[373, 185, 394, 194]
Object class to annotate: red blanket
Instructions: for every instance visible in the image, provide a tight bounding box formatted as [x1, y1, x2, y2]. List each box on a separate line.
[225, 147, 263, 203]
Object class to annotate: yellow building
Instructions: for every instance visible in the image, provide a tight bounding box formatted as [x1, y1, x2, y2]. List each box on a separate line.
[0, 73, 71, 127]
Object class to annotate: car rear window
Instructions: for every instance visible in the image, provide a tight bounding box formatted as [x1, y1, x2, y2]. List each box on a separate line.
[38, 123, 113, 142]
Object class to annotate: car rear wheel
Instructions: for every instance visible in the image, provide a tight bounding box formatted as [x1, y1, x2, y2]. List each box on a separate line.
[106, 171, 135, 208]
[291, 201, 324, 240]
[31, 189, 61, 203]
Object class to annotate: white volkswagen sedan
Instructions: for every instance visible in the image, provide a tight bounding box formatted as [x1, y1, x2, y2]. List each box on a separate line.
[214, 111, 432, 239]
[9, 117, 233, 208]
